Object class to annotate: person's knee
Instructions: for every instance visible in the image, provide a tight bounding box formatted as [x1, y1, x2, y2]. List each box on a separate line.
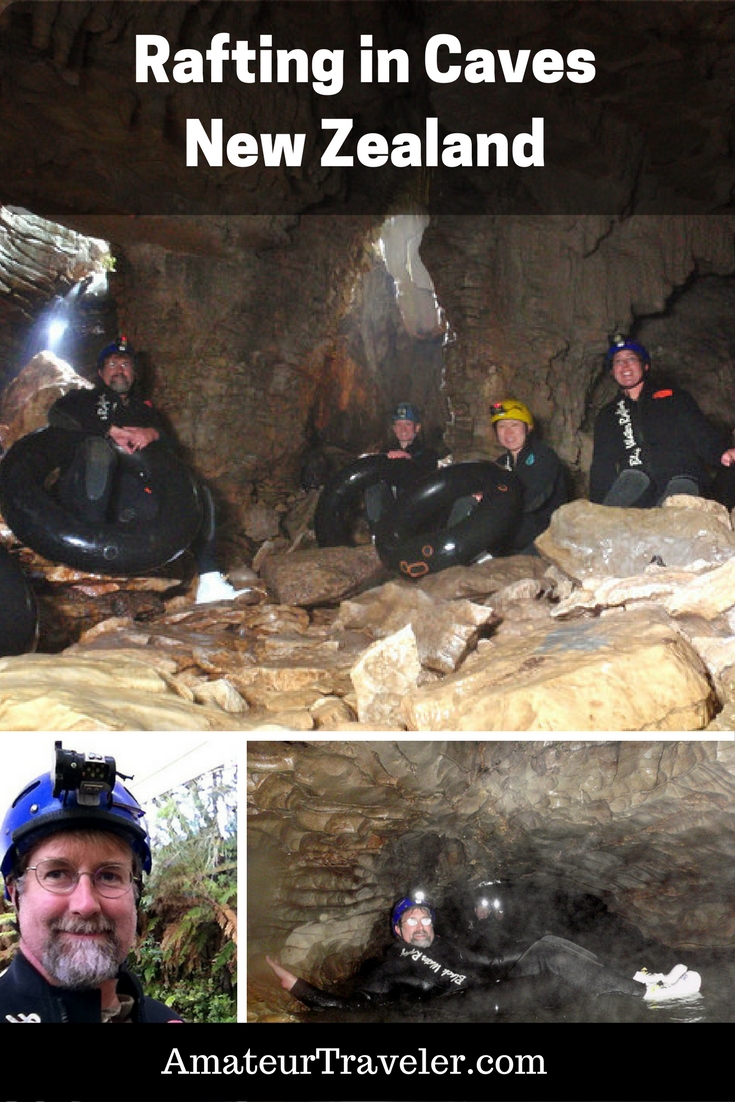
[658, 475, 699, 502]
[603, 469, 652, 508]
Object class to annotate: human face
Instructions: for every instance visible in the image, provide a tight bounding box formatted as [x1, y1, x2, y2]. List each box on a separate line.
[611, 349, 647, 395]
[12, 832, 137, 989]
[495, 418, 528, 457]
[99, 353, 135, 394]
[396, 905, 435, 946]
[393, 419, 419, 449]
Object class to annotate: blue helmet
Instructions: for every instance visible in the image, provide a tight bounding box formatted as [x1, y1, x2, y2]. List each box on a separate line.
[391, 894, 436, 934]
[97, 336, 136, 371]
[1, 751, 152, 896]
[606, 338, 650, 365]
[392, 403, 421, 423]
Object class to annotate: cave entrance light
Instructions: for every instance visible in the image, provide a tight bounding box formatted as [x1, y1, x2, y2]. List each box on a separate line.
[0, 206, 113, 369]
[377, 213, 450, 343]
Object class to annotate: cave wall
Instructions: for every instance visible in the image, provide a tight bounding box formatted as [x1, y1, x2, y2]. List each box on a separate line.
[98, 214, 735, 511]
[424, 216, 735, 475]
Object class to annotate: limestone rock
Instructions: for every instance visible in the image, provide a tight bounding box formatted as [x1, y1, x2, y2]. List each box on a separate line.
[260, 546, 389, 606]
[401, 610, 716, 731]
[336, 580, 496, 673]
[416, 554, 550, 600]
[537, 499, 735, 580]
[0, 351, 91, 449]
[351, 624, 421, 728]
[0, 651, 248, 729]
[661, 557, 735, 619]
[243, 503, 282, 542]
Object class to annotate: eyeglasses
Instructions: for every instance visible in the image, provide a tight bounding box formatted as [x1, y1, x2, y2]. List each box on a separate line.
[403, 916, 433, 927]
[26, 859, 134, 899]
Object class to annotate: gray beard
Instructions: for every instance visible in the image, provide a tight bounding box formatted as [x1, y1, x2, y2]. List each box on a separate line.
[42, 917, 124, 989]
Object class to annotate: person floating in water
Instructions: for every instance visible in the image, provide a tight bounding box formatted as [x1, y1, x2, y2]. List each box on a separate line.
[267, 894, 701, 1010]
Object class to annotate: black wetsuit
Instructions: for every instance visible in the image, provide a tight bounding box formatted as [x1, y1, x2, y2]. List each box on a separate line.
[47, 384, 218, 572]
[289, 934, 644, 1010]
[496, 438, 568, 551]
[364, 437, 440, 525]
[49, 381, 166, 440]
[590, 380, 726, 506]
[0, 950, 183, 1023]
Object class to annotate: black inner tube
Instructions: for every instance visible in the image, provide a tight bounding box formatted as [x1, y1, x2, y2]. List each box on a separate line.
[0, 427, 203, 575]
[375, 461, 524, 577]
[0, 545, 37, 656]
[315, 454, 411, 547]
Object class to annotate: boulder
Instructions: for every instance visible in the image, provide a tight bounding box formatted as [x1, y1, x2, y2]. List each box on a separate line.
[537, 498, 735, 580]
[350, 624, 422, 728]
[0, 351, 91, 449]
[336, 580, 497, 673]
[260, 545, 389, 606]
[401, 609, 716, 731]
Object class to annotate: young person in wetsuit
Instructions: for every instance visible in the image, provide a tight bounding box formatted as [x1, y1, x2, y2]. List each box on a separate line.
[490, 399, 568, 552]
[590, 337, 735, 507]
[363, 403, 440, 528]
[266, 894, 700, 1010]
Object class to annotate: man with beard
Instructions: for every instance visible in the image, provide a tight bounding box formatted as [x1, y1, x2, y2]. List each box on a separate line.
[267, 895, 700, 1008]
[47, 337, 244, 604]
[0, 746, 183, 1023]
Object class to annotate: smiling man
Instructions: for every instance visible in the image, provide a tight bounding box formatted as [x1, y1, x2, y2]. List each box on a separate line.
[45, 337, 244, 604]
[0, 745, 183, 1023]
[590, 337, 735, 507]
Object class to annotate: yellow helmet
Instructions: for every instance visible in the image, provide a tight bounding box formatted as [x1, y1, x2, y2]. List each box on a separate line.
[490, 399, 534, 430]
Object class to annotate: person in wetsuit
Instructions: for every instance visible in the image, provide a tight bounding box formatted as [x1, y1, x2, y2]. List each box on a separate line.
[590, 338, 735, 507]
[490, 399, 567, 552]
[364, 403, 440, 528]
[47, 338, 244, 604]
[445, 399, 567, 556]
[0, 743, 183, 1024]
[267, 895, 700, 1009]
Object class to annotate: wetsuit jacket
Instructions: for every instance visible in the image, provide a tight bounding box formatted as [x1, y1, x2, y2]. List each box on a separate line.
[0, 950, 183, 1023]
[497, 438, 567, 551]
[48, 382, 166, 440]
[590, 380, 726, 504]
[291, 937, 490, 1010]
[382, 437, 440, 493]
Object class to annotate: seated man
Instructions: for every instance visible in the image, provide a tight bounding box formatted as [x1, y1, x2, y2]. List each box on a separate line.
[267, 894, 700, 1010]
[590, 337, 735, 507]
[48, 338, 242, 603]
[0, 743, 183, 1023]
[364, 402, 439, 526]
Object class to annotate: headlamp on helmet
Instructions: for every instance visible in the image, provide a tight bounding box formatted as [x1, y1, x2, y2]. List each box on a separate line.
[97, 336, 135, 371]
[1, 742, 152, 897]
[490, 399, 534, 430]
[391, 892, 436, 934]
[392, 403, 420, 424]
[605, 337, 650, 366]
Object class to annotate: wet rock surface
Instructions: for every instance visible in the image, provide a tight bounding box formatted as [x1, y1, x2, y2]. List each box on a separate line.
[248, 740, 735, 1019]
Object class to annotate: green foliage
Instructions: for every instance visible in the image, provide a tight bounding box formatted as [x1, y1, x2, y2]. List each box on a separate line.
[0, 907, 18, 968]
[134, 765, 237, 1023]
